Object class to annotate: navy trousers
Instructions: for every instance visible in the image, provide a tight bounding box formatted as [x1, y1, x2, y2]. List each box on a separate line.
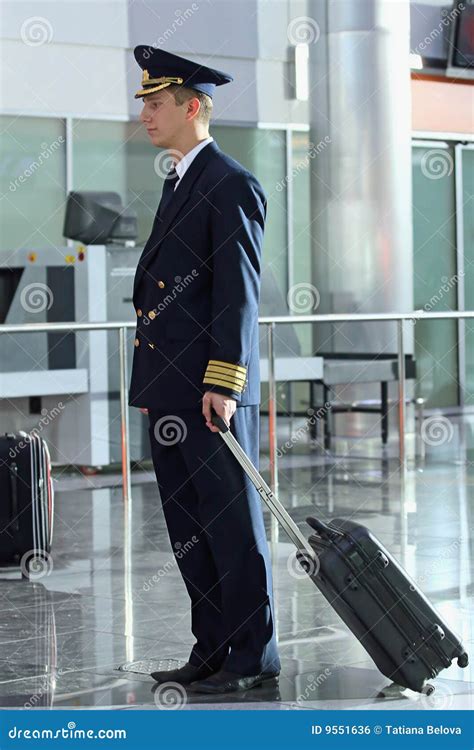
[147, 405, 281, 676]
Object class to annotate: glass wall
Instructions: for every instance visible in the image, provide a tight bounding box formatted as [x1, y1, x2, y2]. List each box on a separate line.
[72, 119, 128, 195]
[461, 146, 474, 406]
[212, 126, 288, 308]
[412, 143, 459, 408]
[211, 126, 293, 412]
[0, 116, 66, 250]
[291, 130, 313, 359]
[69, 121, 292, 292]
[72, 119, 162, 246]
[2, 113, 472, 412]
[124, 122, 164, 246]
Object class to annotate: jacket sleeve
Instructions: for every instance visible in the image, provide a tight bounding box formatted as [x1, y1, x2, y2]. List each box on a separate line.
[202, 171, 266, 401]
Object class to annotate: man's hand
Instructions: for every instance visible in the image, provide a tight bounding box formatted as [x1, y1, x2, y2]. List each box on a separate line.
[139, 407, 148, 415]
[202, 391, 236, 432]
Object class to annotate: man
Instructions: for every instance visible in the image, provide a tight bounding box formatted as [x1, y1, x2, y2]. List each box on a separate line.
[128, 46, 281, 694]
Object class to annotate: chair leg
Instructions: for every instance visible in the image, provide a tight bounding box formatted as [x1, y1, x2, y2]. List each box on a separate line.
[381, 381, 388, 444]
[323, 384, 331, 450]
[309, 381, 318, 441]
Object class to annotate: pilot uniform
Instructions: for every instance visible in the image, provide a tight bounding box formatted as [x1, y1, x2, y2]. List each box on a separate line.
[129, 47, 281, 684]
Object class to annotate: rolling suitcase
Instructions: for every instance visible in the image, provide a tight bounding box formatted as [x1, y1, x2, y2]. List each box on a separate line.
[0, 431, 54, 575]
[210, 411, 469, 695]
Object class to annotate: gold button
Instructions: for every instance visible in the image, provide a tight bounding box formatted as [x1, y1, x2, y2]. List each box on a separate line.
[148, 342, 155, 349]
[136, 308, 142, 317]
[134, 337, 140, 347]
[148, 310, 156, 320]
[157, 280, 165, 289]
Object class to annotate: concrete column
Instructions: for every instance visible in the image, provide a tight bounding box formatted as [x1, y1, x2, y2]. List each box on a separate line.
[307, 0, 413, 355]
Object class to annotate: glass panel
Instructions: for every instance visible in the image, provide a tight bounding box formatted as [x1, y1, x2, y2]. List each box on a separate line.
[212, 126, 290, 414]
[412, 144, 459, 408]
[72, 119, 127, 194]
[461, 147, 474, 405]
[72, 119, 158, 463]
[211, 126, 288, 307]
[0, 116, 66, 250]
[285, 130, 314, 413]
[73, 122, 290, 291]
[291, 130, 313, 358]
[72, 119, 163, 245]
[125, 122, 163, 245]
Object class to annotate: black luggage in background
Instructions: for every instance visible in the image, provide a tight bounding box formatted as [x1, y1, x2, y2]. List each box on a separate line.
[0, 431, 54, 575]
[210, 410, 469, 695]
[0, 581, 58, 706]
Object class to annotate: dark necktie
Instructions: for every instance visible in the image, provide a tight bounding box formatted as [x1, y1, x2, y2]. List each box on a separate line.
[158, 166, 180, 217]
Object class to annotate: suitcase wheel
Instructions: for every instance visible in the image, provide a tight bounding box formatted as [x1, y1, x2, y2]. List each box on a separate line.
[421, 683, 435, 696]
[457, 651, 469, 668]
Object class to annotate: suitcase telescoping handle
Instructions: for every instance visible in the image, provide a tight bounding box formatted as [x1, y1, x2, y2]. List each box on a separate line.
[210, 410, 317, 564]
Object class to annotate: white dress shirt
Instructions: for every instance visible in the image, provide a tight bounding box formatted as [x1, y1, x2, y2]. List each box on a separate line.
[173, 136, 214, 190]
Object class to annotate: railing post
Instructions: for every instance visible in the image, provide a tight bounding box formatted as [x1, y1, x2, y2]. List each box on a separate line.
[267, 322, 278, 498]
[267, 322, 279, 558]
[119, 326, 132, 504]
[397, 318, 406, 468]
[397, 318, 409, 566]
[119, 326, 134, 661]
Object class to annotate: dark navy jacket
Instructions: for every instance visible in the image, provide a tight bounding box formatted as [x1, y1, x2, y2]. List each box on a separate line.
[128, 140, 266, 411]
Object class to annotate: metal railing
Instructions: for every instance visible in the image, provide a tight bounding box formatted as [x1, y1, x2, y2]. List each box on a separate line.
[2, 311, 474, 503]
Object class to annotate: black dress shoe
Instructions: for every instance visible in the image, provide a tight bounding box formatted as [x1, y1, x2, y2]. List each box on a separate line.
[188, 669, 280, 694]
[150, 662, 217, 685]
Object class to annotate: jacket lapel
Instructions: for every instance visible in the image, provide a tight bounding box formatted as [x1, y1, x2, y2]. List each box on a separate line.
[133, 140, 220, 297]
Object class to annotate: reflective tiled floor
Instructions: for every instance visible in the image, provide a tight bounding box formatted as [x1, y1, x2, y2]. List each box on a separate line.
[0, 414, 472, 710]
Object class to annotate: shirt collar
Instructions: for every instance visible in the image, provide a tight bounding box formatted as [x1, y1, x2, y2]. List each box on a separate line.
[174, 136, 214, 183]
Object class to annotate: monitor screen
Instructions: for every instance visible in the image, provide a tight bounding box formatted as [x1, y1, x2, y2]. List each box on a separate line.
[63, 192, 137, 244]
[452, 2, 474, 68]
